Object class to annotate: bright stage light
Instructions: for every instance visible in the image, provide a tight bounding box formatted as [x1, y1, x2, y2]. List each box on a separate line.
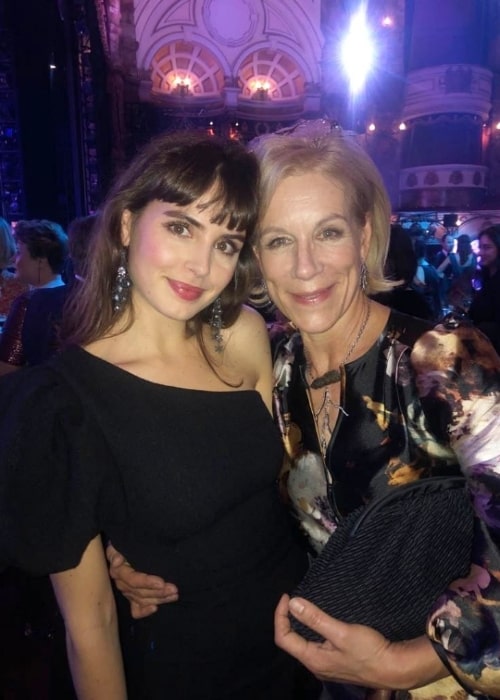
[340, 7, 374, 95]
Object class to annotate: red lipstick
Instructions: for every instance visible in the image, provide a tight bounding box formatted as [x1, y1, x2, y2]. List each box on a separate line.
[168, 279, 204, 301]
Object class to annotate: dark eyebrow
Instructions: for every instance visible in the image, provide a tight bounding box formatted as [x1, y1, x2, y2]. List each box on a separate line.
[221, 233, 246, 243]
[163, 209, 246, 242]
[162, 209, 202, 228]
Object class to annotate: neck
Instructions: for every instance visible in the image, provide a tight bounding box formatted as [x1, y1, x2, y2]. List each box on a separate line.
[112, 303, 193, 354]
[303, 298, 372, 384]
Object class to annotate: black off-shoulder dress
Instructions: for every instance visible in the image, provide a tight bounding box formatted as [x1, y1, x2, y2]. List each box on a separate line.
[0, 346, 312, 700]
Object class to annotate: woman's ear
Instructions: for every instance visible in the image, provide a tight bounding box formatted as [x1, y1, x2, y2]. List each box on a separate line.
[360, 217, 373, 261]
[121, 210, 132, 247]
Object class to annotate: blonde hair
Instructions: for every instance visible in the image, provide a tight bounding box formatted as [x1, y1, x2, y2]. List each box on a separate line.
[251, 131, 394, 294]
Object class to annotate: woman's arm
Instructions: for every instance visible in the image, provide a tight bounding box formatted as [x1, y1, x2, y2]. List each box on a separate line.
[412, 323, 500, 695]
[51, 535, 127, 700]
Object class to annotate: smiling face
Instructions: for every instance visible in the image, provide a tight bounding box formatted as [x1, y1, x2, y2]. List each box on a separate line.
[254, 172, 371, 338]
[121, 194, 245, 325]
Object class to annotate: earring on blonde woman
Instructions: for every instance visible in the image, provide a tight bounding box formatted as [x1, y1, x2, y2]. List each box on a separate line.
[360, 260, 368, 292]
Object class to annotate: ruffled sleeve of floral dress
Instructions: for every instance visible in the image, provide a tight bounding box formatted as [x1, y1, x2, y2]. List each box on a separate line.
[411, 322, 500, 696]
[0, 360, 120, 575]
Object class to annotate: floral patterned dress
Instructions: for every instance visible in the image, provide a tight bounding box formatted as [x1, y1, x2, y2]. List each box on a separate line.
[271, 309, 500, 699]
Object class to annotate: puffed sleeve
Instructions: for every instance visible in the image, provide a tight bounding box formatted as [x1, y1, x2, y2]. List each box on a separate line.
[411, 323, 500, 695]
[0, 364, 118, 575]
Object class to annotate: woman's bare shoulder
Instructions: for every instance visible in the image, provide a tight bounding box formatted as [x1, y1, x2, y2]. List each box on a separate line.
[225, 305, 270, 354]
[223, 306, 272, 398]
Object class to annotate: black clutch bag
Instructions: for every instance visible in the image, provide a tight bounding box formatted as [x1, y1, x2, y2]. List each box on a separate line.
[291, 476, 474, 642]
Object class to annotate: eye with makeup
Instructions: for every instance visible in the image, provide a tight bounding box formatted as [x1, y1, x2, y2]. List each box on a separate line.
[165, 220, 190, 237]
[214, 236, 243, 257]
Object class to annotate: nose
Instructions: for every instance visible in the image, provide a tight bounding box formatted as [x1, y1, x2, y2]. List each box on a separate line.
[185, 243, 212, 278]
[293, 240, 322, 280]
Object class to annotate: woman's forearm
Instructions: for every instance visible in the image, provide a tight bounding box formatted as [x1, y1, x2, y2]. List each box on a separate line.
[65, 608, 127, 700]
[50, 537, 127, 700]
[384, 636, 448, 690]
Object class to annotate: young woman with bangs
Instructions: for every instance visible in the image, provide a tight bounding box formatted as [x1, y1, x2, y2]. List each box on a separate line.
[0, 132, 317, 700]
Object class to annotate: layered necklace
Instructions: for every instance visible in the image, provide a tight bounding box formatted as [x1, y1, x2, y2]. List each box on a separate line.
[305, 300, 371, 457]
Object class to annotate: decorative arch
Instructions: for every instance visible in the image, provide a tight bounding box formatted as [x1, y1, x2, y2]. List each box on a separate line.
[150, 41, 224, 97]
[237, 48, 305, 101]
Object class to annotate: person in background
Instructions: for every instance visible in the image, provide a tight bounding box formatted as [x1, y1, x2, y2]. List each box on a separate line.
[469, 224, 500, 354]
[455, 233, 476, 274]
[0, 219, 68, 374]
[0, 217, 73, 698]
[447, 233, 477, 314]
[371, 223, 433, 320]
[433, 232, 460, 311]
[0, 217, 26, 317]
[109, 123, 500, 700]
[412, 237, 442, 321]
[0, 132, 319, 700]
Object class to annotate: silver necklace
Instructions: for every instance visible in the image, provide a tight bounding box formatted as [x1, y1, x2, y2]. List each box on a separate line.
[307, 300, 371, 389]
[310, 387, 348, 457]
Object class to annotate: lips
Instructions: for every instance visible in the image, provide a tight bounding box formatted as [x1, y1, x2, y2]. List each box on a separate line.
[168, 279, 205, 301]
[290, 286, 332, 305]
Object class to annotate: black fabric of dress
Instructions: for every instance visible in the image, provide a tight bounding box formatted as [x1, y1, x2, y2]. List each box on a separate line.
[0, 346, 314, 700]
[469, 267, 500, 353]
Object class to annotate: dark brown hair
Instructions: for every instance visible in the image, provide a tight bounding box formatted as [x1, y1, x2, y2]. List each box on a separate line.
[62, 132, 260, 347]
[67, 214, 97, 278]
[479, 225, 500, 256]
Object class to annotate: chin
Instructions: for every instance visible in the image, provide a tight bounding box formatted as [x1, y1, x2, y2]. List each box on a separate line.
[291, 319, 337, 336]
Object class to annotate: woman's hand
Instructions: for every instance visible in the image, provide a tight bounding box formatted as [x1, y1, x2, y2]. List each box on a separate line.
[106, 543, 179, 619]
[274, 595, 447, 690]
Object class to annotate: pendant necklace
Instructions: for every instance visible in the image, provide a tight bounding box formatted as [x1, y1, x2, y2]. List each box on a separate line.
[305, 300, 371, 457]
[307, 300, 371, 390]
[309, 386, 348, 457]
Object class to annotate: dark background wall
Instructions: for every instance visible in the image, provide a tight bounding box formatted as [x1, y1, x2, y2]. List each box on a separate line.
[4, 0, 77, 225]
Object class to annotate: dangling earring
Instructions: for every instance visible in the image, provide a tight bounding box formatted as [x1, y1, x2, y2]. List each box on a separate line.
[112, 249, 132, 312]
[210, 297, 223, 353]
[360, 260, 368, 292]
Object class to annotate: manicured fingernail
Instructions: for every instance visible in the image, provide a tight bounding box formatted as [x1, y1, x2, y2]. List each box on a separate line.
[289, 598, 304, 614]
